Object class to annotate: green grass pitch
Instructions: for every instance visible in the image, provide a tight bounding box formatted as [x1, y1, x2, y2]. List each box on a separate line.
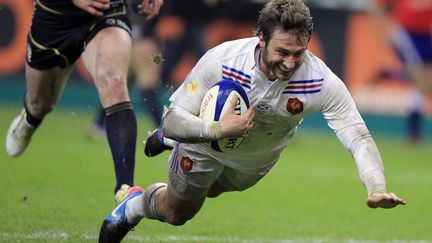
[0, 105, 431, 242]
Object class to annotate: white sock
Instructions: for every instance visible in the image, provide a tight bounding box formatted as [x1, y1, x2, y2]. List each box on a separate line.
[125, 194, 145, 225]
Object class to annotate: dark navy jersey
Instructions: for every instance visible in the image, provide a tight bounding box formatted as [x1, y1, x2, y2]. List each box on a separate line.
[28, 0, 132, 68]
[36, 0, 127, 16]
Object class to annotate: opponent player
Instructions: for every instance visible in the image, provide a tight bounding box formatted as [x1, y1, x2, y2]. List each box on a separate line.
[5, 0, 162, 202]
[99, 0, 406, 241]
[370, 0, 432, 143]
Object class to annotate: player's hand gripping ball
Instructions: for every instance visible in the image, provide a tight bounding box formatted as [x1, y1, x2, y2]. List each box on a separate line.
[199, 79, 250, 152]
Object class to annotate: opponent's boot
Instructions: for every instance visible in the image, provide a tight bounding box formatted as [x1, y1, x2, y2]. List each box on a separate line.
[6, 109, 36, 157]
[115, 184, 131, 204]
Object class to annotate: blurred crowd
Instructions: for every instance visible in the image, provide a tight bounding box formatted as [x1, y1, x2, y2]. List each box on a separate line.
[369, 0, 432, 142]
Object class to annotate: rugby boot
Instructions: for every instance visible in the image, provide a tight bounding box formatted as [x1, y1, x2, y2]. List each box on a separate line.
[115, 184, 131, 204]
[99, 186, 144, 243]
[143, 127, 174, 157]
[6, 109, 36, 157]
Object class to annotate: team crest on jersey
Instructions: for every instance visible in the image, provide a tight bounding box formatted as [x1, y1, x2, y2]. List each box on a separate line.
[286, 98, 303, 115]
[180, 156, 193, 172]
[256, 102, 271, 114]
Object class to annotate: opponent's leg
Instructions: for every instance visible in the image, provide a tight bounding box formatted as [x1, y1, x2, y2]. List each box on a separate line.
[407, 90, 423, 142]
[87, 105, 107, 141]
[406, 63, 432, 143]
[6, 64, 72, 157]
[131, 37, 164, 126]
[82, 27, 136, 194]
[140, 88, 163, 125]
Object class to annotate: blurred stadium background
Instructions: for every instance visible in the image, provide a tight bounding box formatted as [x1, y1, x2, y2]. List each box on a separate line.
[1, 0, 431, 139]
[1, 0, 431, 242]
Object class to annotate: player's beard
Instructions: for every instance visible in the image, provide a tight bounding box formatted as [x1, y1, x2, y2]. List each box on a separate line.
[261, 46, 301, 81]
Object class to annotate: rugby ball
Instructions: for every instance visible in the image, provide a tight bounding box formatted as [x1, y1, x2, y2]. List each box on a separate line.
[199, 79, 250, 152]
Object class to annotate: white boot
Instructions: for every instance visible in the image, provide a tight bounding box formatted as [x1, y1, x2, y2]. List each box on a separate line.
[6, 109, 36, 157]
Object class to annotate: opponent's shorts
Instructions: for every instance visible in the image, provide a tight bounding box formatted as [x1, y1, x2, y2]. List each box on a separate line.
[27, 3, 132, 69]
[167, 143, 271, 201]
[393, 25, 432, 67]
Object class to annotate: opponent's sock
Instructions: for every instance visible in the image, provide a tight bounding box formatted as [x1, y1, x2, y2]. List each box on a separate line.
[105, 102, 137, 192]
[140, 88, 163, 126]
[24, 101, 43, 127]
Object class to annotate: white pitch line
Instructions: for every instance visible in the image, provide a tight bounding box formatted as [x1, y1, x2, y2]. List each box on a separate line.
[0, 232, 430, 243]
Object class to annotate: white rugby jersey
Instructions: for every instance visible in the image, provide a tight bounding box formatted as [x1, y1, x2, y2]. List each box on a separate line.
[169, 37, 383, 188]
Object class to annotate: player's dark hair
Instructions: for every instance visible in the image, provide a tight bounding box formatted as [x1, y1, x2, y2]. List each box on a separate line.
[256, 0, 313, 42]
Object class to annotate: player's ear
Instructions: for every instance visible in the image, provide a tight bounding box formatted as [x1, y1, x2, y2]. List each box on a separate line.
[258, 32, 266, 49]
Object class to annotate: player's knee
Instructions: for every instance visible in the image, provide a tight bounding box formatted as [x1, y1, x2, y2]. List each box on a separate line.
[98, 69, 123, 84]
[97, 69, 129, 104]
[97, 70, 126, 91]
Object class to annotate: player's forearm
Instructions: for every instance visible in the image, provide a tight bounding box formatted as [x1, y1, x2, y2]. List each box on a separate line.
[162, 105, 222, 143]
[335, 124, 387, 195]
